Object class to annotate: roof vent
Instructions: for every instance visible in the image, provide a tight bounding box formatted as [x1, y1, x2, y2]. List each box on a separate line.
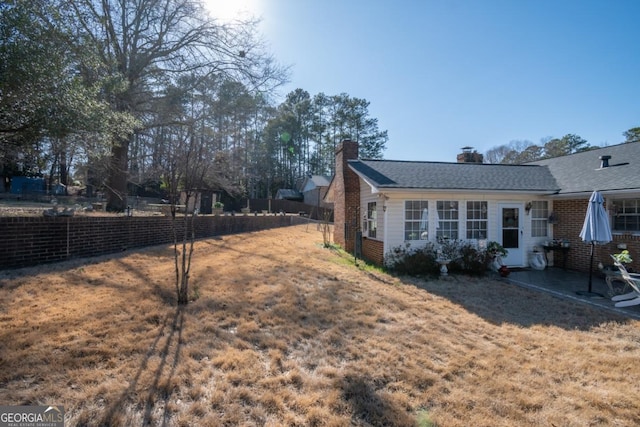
[599, 155, 611, 168]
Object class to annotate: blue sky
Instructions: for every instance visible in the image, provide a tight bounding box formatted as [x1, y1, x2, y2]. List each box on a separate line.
[209, 0, 640, 162]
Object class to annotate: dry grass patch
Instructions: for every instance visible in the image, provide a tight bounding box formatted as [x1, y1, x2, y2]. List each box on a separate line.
[1, 224, 640, 426]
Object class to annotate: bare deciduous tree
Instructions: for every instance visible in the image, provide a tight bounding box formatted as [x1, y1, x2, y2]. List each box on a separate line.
[485, 134, 591, 164]
[54, 0, 285, 211]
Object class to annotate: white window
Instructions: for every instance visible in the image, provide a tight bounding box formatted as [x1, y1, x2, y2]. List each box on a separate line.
[531, 201, 549, 237]
[404, 200, 429, 240]
[366, 202, 377, 238]
[437, 200, 459, 240]
[466, 201, 488, 239]
[612, 199, 640, 232]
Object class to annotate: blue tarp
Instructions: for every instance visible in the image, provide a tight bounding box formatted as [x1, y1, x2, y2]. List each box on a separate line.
[10, 177, 45, 195]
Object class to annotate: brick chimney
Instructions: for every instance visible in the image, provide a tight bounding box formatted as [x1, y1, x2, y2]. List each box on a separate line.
[457, 146, 484, 163]
[333, 139, 360, 252]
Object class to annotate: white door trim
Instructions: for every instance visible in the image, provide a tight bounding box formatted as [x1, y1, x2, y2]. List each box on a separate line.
[498, 203, 524, 267]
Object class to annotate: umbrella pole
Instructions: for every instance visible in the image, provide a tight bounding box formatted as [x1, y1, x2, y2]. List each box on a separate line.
[578, 242, 604, 297]
[588, 242, 594, 293]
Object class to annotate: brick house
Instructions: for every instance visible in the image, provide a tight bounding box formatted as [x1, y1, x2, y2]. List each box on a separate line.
[327, 139, 640, 274]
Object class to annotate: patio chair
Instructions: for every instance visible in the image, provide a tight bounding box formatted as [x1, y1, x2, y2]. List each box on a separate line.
[610, 256, 640, 308]
[601, 264, 630, 297]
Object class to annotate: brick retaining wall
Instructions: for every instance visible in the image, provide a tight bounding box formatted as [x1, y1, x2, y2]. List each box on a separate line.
[1, 214, 301, 270]
[362, 237, 384, 266]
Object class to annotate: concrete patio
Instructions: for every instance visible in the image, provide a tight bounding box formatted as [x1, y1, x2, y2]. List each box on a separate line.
[507, 267, 640, 320]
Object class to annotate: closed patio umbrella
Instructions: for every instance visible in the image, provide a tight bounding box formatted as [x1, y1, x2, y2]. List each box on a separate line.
[578, 191, 612, 296]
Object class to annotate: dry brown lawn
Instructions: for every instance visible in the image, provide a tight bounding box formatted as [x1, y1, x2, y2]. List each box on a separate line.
[1, 224, 639, 426]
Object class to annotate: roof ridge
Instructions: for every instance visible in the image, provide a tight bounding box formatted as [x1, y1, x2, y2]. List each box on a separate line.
[354, 159, 543, 167]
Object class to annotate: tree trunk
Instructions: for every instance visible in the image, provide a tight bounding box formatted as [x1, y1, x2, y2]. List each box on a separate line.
[106, 136, 130, 212]
[59, 148, 68, 189]
[178, 273, 189, 305]
[175, 212, 196, 305]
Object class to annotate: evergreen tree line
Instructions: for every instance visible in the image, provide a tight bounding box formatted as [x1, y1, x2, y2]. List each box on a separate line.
[126, 80, 387, 200]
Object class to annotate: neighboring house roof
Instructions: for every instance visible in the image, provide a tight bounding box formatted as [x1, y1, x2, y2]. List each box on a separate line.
[301, 175, 331, 192]
[348, 160, 560, 193]
[526, 142, 640, 196]
[275, 189, 303, 200]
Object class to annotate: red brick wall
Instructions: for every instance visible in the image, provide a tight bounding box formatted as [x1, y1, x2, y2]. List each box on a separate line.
[333, 140, 360, 253]
[553, 199, 640, 273]
[0, 215, 297, 270]
[362, 237, 384, 265]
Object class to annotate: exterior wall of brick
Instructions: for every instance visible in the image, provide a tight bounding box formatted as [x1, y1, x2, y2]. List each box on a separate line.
[333, 140, 360, 253]
[0, 215, 298, 270]
[362, 237, 384, 265]
[553, 199, 640, 273]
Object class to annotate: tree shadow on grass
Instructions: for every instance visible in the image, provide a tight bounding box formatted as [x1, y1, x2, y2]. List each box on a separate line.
[96, 307, 184, 427]
[340, 374, 416, 426]
[403, 274, 630, 330]
[0, 243, 176, 291]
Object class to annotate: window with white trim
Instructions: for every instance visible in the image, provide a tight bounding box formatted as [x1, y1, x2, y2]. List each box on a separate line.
[531, 201, 549, 237]
[437, 200, 459, 240]
[404, 200, 429, 240]
[366, 202, 377, 238]
[466, 201, 487, 239]
[612, 199, 640, 232]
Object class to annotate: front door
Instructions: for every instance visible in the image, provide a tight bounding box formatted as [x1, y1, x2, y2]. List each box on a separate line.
[499, 204, 523, 266]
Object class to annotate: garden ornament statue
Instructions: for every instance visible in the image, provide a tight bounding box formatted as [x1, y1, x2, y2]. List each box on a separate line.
[487, 241, 508, 272]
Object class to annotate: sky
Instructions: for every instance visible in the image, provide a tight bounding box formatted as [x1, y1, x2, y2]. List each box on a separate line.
[205, 0, 640, 162]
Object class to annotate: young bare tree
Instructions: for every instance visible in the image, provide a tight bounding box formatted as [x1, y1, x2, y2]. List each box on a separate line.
[320, 208, 333, 248]
[162, 123, 208, 305]
[155, 77, 204, 304]
[159, 74, 249, 304]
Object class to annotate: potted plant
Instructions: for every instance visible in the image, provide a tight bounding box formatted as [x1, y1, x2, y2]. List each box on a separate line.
[498, 265, 511, 277]
[213, 201, 224, 215]
[612, 249, 632, 264]
[486, 241, 508, 273]
[486, 241, 508, 258]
